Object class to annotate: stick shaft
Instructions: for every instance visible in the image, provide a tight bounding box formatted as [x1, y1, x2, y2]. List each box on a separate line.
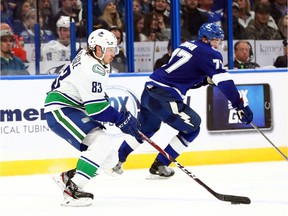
[250, 122, 287, 160]
[138, 131, 251, 204]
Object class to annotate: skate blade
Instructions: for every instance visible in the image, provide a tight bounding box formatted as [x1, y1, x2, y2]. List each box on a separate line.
[61, 195, 93, 207]
[53, 175, 65, 190]
[145, 174, 172, 180]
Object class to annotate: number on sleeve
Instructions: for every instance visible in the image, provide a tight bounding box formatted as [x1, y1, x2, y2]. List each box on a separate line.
[51, 66, 71, 90]
[212, 59, 223, 69]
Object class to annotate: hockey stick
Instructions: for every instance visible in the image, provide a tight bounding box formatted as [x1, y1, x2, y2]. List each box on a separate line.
[138, 131, 251, 204]
[250, 122, 288, 160]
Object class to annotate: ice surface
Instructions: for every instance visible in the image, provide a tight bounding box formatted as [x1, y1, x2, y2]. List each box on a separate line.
[0, 161, 287, 216]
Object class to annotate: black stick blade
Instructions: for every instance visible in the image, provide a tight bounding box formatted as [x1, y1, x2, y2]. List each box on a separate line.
[216, 193, 251, 204]
[139, 131, 251, 205]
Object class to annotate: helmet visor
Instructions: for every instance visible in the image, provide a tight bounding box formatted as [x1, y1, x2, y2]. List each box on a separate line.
[106, 46, 119, 55]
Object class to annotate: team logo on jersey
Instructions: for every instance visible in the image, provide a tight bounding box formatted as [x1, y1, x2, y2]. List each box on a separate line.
[92, 64, 106, 76]
[103, 85, 140, 137]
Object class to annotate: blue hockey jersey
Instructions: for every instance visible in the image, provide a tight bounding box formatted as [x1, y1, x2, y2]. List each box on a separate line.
[147, 40, 241, 108]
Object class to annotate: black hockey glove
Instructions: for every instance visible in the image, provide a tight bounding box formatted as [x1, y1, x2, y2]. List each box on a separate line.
[116, 110, 143, 143]
[236, 99, 253, 125]
[192, 76, 214, 89]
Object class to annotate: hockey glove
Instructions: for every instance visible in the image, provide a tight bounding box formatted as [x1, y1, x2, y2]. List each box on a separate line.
[236, 99, 253, 125]
[192, 76, 214, 89]
[206, 76, 214, 85]
[116, 110, 143, 143]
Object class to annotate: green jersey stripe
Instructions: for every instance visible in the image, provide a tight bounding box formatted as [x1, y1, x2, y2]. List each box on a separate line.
[53, 110, 85, 141]
[85, 101, 110, 115]
[45, 92, 84, 108]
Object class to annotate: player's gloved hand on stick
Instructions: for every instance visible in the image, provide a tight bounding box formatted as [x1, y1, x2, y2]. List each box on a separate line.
[116, 109, 143, 143]
[236, 99, 253, 125]
[192, 76, 214, 88]
[206, 76, 214, 85]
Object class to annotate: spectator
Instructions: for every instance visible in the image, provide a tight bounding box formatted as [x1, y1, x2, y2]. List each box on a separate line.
[197, 0, 224, 27]
[222, 2, 248, 39]
[140, 0, 152, 14]
[71, 0, 86, 38]
[254, 0, 279, 29]
[133, 0, 142, 13]
[142, 12, 158, 41]
[50, 0, 61, 17]
[237, 0, 278, 29]
[109, 26, 127, 72]
[16, 0, 32, 21]
[12, 0, 32, 35]
[228, 40, 260, 69]
[42, 16, 80, 62]
[52, 0, 82, 38]
[278, 14, 288, 39]
[153, 40, 172, 70]
[72, 0, 82, 15]
[1, 0, 14, 28]
[211, 0, 227, 14]
[245, 3, 282, 39]
[134, 12, 147, 41]
[27, 0, 36, 8]
[0, 23, 29, 76]
[269, 0, 288, 26]
[182, 0, 207, 40]
[39, 0, 54, 31]
[142, 11, 170, 41]
[96, 0, 123, 30]
[274, 39, 287, 68]
[17, 8, 55, 43]
[152, 0, 171, 39]
[236, 0, 254, 28]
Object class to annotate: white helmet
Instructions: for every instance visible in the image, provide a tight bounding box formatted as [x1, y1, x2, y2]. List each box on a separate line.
[56, 16, 74, 28]
[88, 29, 118, 53]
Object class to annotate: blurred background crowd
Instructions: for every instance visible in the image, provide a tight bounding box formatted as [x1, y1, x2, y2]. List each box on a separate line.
[1, 0, 287, 75]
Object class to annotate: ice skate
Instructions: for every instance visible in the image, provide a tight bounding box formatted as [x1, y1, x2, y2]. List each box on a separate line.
[53, 169, 76, 190]
[61, 179, 94, 207]
[111, 161, 124, 175]
[146, 159, 175, 180]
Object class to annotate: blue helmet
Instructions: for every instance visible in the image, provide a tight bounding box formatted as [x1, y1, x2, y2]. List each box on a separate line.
[198, 23, 224, 41]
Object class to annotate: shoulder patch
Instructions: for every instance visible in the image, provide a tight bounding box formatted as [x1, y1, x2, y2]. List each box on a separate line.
[92, 64, 106, 76]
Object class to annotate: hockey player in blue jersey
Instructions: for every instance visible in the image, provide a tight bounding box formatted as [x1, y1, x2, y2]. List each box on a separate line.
[112, 22, 253, 178]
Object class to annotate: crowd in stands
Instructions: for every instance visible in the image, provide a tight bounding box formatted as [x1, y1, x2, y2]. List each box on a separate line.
[1, 0, 287, 75]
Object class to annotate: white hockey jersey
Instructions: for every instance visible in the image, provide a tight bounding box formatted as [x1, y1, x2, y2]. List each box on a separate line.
[44, 49, 121, 123]
[42, 40, 80, 61]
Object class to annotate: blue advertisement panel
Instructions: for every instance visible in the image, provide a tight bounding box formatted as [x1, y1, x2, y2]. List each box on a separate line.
[207, 84, 272, 132]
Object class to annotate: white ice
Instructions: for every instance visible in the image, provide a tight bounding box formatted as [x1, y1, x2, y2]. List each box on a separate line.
[0, 161, 287, 216]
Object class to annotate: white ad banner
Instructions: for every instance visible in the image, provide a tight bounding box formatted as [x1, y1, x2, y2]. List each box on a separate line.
[0, 72, 287, 162]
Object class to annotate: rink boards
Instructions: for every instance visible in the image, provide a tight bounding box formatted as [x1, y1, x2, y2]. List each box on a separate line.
[0, 70, 287, 176]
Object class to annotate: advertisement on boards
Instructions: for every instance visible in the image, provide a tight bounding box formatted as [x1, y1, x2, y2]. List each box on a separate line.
[0, 72, 287, 162]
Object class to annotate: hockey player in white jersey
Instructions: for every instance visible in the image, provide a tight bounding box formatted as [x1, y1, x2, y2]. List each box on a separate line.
[44, 29, 142, 206]
[42, 16, 80, 61]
